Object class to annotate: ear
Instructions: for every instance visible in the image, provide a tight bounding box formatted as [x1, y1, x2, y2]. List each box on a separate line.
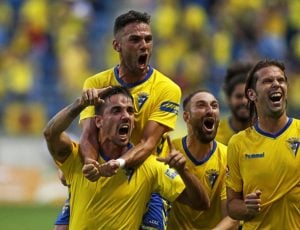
[247, 89, 256, 101]
[183, 110, 189, 123]
[95, 115, 103, 128]
[113, 40, 121, 52]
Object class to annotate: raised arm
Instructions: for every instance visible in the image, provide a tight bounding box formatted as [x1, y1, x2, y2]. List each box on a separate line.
[157, 136, 210, 210]
[43, 88, 109, 164]
[43, 97, 86, 164]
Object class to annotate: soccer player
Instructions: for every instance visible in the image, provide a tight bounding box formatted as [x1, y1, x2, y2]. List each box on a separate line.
[80, 10, 181, 178]
[216, 62, 252, 145]
[43, 86, 209, 229]
[167, 90, 238, 229]
[55, 10, 181, 229]
[226, 59, 300, 229]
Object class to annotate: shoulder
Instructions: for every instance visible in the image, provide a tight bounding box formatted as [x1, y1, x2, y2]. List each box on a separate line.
[228, 127, 253, 145]
[152, 68, 181, 91]
[216, 141, 227, 151]
[83, 68, 115, 86]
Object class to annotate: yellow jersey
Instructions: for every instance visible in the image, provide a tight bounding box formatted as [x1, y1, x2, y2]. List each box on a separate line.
[167, 137, 228, 230]
[80, 66, 181, 156]
[226, 118, 300, 229]
[58, 142, 185, 230]
[216, 117, 236, 145]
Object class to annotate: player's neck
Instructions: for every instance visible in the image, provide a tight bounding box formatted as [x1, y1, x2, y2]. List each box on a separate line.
[230, 117, 249, 132]
[257, 113, 289, 134]
[118, 65, 149, 83]
[186, 135, 214, 161]
[100, 142, 128, 159]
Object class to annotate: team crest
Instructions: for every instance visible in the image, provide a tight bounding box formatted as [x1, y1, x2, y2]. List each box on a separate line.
[206, 169, 219, 188]
[286, 137, 300, 156]
[135, 92, 149, 110]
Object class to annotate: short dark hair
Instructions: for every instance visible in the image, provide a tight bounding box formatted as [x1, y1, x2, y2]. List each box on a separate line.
[183, 89, 213, 111]
[95, 86, 133, 115]
[223, 62, 253, 97]
[113, 10, 151, 36]
[245, 59, 287, 125]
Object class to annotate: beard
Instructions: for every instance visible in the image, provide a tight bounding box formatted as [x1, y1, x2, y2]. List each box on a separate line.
[230, 105, 249, 123]
[194, 128, 216, 144]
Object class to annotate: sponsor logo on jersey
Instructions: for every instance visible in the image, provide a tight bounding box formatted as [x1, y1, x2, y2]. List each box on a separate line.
[287, 137, 300, 156]
[245, 153, 265, 159]
[164, 168, 178, 179]
[160, 101, 179, 114]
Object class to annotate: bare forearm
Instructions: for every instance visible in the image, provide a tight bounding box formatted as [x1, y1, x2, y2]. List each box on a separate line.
[178, 167, 210, 210]
[79, 119, 99, 163]
[44, 98, 84, 139]
[227, 199, 253, 221]
[120, 141, 153, 168]
[213, 216, 239, 230]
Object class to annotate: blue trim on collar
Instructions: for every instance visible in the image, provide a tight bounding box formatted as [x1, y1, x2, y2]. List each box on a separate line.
[254, 117, 293, 138]
[182, 136, 217, 166]
[99, 143, 133, 161]
[114, 65, 153, 88]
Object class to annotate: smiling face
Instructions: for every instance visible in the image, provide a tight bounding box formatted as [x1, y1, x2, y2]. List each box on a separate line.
[228, 83, 249, 123]
[248, 65, 288, 119]
[184, 91, 220, 143]
[114, 22, 153, 77]
[95, 94, 135, 147]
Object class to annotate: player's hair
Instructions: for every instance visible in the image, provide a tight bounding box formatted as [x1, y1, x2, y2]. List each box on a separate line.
[113, 10, 151, 36]
[245, 59, 287, 125]
[95, 86, 133, 115]
[223, 62, 253, 97]
[183, 89, 214, 111]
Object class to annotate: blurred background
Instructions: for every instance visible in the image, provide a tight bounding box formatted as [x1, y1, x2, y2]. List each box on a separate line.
[1, 0, 300, 229]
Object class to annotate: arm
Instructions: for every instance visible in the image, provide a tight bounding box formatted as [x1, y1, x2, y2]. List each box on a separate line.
[227, 187, 261, 221]
[81, 120, 170, 180]
[212, 200, 239, 230]
[44, 88, 107, 164]
[175, 167, 210, 210]
[121, 120, 170, 167]
[157, 136, 210, 210]
[79, 117, 100, 163]
[43, 97, 86, 164]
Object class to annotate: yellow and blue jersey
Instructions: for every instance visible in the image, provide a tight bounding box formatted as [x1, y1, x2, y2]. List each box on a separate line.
[227, 118, 300, 229]
[80, 66, 181, 156]
[216, 117, 236, 145]
[167, 137, 228, 229]
[58, 142, 185, 230]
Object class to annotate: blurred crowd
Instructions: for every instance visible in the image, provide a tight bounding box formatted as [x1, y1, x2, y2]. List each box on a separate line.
[1, 0, 300, 136]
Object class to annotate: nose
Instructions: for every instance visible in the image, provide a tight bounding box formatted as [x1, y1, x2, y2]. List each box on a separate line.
[242, 95, 248, 105]
[121, 110, 130, 121]
[140, 39, 147, 50]
[206, 106, 213, 115]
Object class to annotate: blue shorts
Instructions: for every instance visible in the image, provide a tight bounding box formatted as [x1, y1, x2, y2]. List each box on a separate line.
[55, 198, 70, 225]
[141, 193, 171, 230]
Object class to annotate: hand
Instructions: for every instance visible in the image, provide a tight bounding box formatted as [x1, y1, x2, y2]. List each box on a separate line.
[81, 86, 112, 106]
[82, 158, 121, 181]
[82, 158, 101, 181]
[156, 135, 186, 172]
[244, 190, 262, 218]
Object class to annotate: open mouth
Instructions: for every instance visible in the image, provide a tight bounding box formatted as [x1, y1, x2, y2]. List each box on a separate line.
[118, 124, 129, 136]
[138, 54, 148, 68]
[203, 117, 215, 132]
[269, 92, 282, 105]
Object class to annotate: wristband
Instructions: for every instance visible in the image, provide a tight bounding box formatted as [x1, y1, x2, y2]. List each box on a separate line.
[116, 158, 126, 168]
